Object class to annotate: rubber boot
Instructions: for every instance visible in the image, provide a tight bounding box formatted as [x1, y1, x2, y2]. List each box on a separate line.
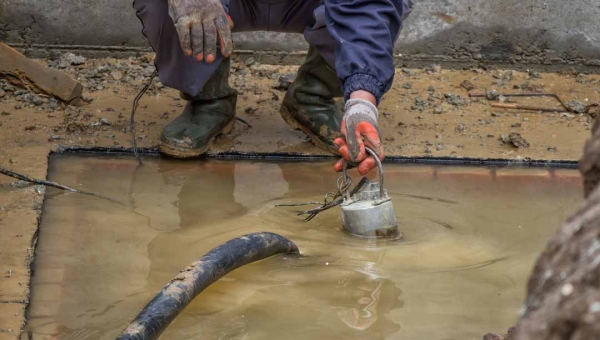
[280, 47, 343, 155]
[159, 58, 237, 158]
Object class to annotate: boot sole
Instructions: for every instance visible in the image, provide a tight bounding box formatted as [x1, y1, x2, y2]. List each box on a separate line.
[280, 104, 341, 156]
[159, 117, 236, 158]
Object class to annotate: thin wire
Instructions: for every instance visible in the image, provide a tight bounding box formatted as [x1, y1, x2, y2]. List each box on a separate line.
[130, 70, 158, 165]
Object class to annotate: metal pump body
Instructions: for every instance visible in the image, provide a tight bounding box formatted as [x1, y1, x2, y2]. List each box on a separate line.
[340, 149, 399, 239]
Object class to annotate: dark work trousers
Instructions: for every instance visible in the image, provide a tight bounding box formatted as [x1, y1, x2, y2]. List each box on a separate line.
[133, 0, 410, 97]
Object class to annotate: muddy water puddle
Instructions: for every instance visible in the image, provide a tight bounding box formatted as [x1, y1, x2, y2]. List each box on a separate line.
[25, 155, 582, 339]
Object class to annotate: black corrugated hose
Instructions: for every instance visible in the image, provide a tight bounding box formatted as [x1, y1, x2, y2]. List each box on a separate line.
[116, 232, 299, 340]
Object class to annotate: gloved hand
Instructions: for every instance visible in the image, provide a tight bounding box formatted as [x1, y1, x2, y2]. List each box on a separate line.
[168, 0, 234, 63]
[334, 98, 385, 176]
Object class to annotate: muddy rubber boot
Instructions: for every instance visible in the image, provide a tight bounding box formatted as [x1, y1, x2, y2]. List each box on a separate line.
[159, 59, 237, 158]
[280, 47, 344, 155]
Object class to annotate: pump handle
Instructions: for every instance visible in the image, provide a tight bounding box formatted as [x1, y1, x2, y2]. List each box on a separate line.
[342, 147, 385, 198]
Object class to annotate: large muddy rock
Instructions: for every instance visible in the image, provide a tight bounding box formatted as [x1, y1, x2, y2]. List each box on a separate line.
[514, 107, 600, 340]
[580, 107, 600, 198]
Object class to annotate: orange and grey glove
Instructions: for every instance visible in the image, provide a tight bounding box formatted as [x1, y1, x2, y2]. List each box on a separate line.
[334, 99, 384, 176]
[167, 0, 234, 63]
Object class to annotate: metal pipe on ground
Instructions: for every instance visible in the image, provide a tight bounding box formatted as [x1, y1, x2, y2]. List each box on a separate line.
[116, 232, 299, 340]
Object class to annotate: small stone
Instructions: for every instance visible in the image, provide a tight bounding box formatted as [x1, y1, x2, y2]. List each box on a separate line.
[436, 144, 444, 151]
[48, 98, 58, 109]
[412, 98, 428, 111]
[566, 100, 587, 114]
[460, 80, 475, 92]
[245, 106, 258, 115]
[402, 83, 412, 89]
[433, 106, 444, 114]
[511, 123, 522, 128]
[548, 146, 557, 152]
[110, 71, 123, 80]
[63, 53, 86, 66]
[24, 125, 36, 131]
[498, 95, 508, 103]
[402, 68, 415, 76]
[275, 73, 295, 91]
[99, 118, 111, 125]
[485, 90, 500, 101]
[0, 89, 5, 98]
[49, 135, 61, 141]
[424, 147, 432, 154]
[428, 85, 435, 93]
[561, 283, 574, 296]
[455, 124, 467, 133]
[385, 136, 395, 142]
[245, 57, 256, 66]
[424, 64, 441, 74]
[1, 111, 10, 116]
[445, 93, 467, 106]
[500, 132, 530, 148]
[9, 158, 16, 164]
[106, 134, 115, 139]
[529, 70, 542, 79]
[32, 95, 44, 106]
[482, 334, 502, 340]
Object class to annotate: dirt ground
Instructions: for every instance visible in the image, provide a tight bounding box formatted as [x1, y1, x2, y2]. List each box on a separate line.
[0, 53, 597, 339]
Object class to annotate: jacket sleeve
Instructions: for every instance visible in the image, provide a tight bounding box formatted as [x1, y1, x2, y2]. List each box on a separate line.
[324, 0, 410, 105]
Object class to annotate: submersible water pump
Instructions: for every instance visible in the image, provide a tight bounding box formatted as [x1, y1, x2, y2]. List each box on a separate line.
[277, 147, 399, 239]
[340, 148, 399, 238]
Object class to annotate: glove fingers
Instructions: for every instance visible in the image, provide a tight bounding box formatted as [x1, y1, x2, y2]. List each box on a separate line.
[203, 22, 218, 63]
[215, 15, 233, 57]
[338, 144, 352, 162]
[358, 156, 377, 176]
[333, 158, 345, 172]
[362, 131, 385, 160]
[334, 137, 347, 149]
[176, 19, 193, 57]
[191, 22, 205, 61]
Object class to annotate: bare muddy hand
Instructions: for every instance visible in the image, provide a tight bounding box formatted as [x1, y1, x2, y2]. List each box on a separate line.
[168, 0, 234, 63]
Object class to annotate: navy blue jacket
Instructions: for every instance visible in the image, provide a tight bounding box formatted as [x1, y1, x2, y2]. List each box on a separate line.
[221, 0, 412, 104]
[325, 0, 412, 104]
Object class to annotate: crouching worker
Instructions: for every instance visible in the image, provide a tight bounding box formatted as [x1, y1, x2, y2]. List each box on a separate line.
[134, 0, 412, 175]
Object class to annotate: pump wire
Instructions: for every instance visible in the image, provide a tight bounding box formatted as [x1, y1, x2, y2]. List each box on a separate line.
[130, 70, 158, 165]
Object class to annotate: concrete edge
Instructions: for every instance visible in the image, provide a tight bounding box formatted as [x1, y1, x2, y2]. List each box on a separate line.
[9, 44, 600, 72]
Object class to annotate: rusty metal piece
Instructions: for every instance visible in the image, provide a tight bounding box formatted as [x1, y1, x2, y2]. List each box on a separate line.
[470, 92, 572, 112]
[491, 103, 566, 112]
